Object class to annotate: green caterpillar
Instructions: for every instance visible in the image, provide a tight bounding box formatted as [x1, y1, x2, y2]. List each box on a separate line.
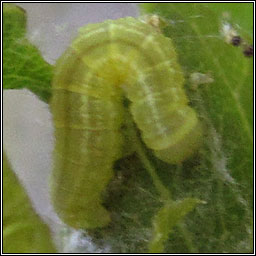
[50, 17, 202, 229]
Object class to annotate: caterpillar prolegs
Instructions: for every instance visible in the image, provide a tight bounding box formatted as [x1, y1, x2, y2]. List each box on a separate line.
[50, 17, 202, 229]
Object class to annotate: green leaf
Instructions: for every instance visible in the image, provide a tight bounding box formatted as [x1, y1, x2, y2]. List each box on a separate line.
[136, 2, 253, 253]
[3, 3, 53, 102]
[201, 3, 253, 35]
[149, 198, 201, 253]
[3, 151, 57, 253]
[68, 4, 252, 253]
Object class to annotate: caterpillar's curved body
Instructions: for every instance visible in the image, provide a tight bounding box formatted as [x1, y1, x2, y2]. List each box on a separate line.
[50, 17, 202, 229]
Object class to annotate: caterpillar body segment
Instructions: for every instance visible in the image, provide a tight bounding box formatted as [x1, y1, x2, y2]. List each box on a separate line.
[51, 47, 124, 228]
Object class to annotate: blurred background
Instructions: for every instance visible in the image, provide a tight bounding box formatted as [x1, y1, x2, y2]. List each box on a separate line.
[3, 3, 139, 228]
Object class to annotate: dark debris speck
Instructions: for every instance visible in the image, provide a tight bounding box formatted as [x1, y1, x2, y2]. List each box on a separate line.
[243, 45, 253, 57]
[231, 36, 242, 46]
